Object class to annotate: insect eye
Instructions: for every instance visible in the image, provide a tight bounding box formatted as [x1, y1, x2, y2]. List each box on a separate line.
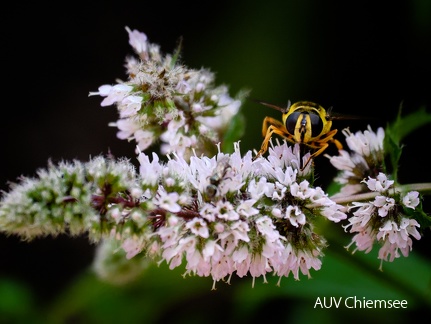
[285, 111, 301, 134]
[309, 113, 323, 137]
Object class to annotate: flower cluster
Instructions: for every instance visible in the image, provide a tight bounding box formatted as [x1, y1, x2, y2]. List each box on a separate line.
[118, 141, 346, 287]
[89, 27, 246, 159]
[326, 125, 385, 197]
[326, 125, 422, 267]
[0, 141, 347, 287]
[345, 173, 421, 269]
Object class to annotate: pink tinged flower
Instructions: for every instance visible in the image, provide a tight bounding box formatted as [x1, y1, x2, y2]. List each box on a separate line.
[109, 207, 122, 223]
[200, 203, 217, 222]
[138, 152, 163, 186]
[344, 129, 369, 156]
[271, 166, 297, 187]
[119, 95, 143, 117]
[348, 201, 375, 227]
[157, 219, 181, 248]
[366, 126, 385, 152]
[272, 243, 296, 277]
[321, 204, 347, 222]
[248, 177, 271, 200]
[380, 227, 413, 254]
[377, 218, 417, 264]
[154, 188, 181, 213]
[309, 187, 330, 205]
[400, 217, 421, 241]
[186, 218, 209, 238]
[101, 84, 134, 107]
[211, 255, 234, 282]
[88, 84, 112, 97]
[378, 240, 399, 263]
[114, 118, 140, 140]
[272, 184, 287, 201]
[255, 216, 280, 242]
[267, 142, 300, 169]
[272, 208, 282, 218]
[163, 246, 183, 269]
[249, 254, 271, 279]
[185, 247, 211, 277]
[285, 205, 306, 227]
[290, 180, 313, 199]
[297, 250, 322, 279]
[215, 201, 239, 221]
[232, 247, 251, 277]
[125, 26, 148, 54]
[134, 130, 155, 151]
[373, 195, 395, 217]
[180, 237, 210, 276]
[162, 133, 198, 156]
[402, 191, 420, 209]
[230, 220, 250, 243]
[176, 80, 192, 94]
[202, 240, 224, 261]
[236, 199, 259, 217]
[343, 126, 384, 157]
[122, 238, 142, 259]
[327, 150, 356, 171]
[349, 227, 375, 253]
[364, 172, 394, 192]
[214, 223, 225, 233]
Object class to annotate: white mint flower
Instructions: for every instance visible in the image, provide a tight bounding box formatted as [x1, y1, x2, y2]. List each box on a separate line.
[344, 125, 385, 157]
[100, 84, 134, 107]
[364, 172, 394, 192]
[186, 218, 209, 238]
[284, 205, 306, 227]
[120, 95, 143, 118]
[373, 196, 395, 217]
[125, 26, 148, 55]
[403, 191, 420, 209]
[122, 237, 143, 259]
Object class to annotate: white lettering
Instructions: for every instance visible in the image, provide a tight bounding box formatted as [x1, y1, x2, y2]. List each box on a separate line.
[314, 297, 343, 308]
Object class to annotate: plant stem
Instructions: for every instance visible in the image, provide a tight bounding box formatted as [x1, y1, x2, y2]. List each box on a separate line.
[306, 183, 431, 210]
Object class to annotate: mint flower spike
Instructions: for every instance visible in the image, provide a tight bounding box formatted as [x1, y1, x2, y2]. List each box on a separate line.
[342, 173, 423, 269]
[89, 27, 247, 159]
[123, 141, 347, 288]
[0, 156, 143, 242]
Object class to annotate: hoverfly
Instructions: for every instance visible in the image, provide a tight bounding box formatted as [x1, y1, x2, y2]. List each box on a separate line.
[254, 100, 345, 170]
[205, 156, 231, 200]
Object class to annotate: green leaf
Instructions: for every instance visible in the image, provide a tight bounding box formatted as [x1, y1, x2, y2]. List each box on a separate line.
[385, 105, 431, 145]
[384, 105, 431, 181]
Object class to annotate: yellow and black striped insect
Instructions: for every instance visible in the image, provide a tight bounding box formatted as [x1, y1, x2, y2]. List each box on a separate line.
[254, 100, 345, 170]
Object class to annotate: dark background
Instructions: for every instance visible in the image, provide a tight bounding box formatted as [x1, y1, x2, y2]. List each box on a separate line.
[1, 0, 430, 321]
